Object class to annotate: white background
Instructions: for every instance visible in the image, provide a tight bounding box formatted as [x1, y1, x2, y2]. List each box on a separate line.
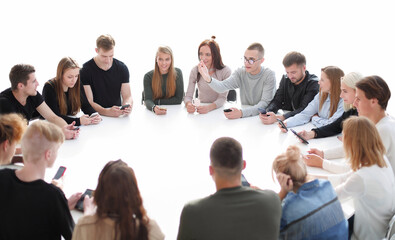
[1, 0, 394, 239]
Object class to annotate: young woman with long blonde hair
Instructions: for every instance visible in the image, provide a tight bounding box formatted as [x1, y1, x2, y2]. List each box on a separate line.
[143, 46, 184, 115]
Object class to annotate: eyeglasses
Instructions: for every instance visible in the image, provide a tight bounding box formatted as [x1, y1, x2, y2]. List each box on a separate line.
[243, 57, 261, 65]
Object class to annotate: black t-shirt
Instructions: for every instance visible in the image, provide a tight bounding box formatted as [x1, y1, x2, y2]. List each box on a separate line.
[0, 88, 44, 120]
[0, 169, 74, 240]
[42, 80, 96, 126]
[80, 58, 129, 108]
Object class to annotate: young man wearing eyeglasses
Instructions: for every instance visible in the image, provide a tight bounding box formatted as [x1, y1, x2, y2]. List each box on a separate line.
[198, 42, 276, 119]
[260, 51, 319, 125]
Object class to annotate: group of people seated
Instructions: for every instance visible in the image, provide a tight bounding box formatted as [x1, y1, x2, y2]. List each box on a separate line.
[0, 33, 395, 239]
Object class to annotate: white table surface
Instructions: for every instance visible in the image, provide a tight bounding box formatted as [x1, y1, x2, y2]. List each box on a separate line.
[43, 102, 352, 239]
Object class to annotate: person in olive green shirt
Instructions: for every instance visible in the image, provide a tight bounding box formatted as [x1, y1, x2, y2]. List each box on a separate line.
[177, 137, 282, 240]
[143, 46, 184, 115]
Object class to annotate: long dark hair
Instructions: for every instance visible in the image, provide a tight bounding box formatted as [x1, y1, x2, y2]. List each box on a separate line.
[95, 160, 149, 240]
[52, 57, 81, 115]
[197, 36, 225, 82]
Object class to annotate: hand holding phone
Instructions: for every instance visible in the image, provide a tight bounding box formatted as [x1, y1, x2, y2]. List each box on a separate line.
[53, 166, 66, 180]
[258, 107, 267, 114]
[75, 189, 94, 211]
[290, 129, 309, 144]
[90, 112, 99, 118]
[120, 104, 130, 110]
[276, 118, 288, 132]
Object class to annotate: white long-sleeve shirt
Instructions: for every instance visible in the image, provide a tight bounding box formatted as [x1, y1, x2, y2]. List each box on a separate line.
[329, 157, 395, 240]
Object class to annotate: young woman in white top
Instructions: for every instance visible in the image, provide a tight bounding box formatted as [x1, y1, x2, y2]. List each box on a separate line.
[329, 116, 395, 240]
[184, 36, 231, 114]
[279, 66, 344, 131]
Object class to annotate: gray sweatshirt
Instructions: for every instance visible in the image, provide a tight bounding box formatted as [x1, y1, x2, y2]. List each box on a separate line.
[208, 66, 276, 117]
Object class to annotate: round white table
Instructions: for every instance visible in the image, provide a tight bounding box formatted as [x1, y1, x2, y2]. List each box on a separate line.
[44, 102, 351, 240]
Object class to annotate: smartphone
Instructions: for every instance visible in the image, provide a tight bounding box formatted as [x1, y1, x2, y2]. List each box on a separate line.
[120, 104, 130, 110]
[75, 189, 94, 211]
[73, 126, 80, 131]
[258, 107, 266, 114]
[276, 118, 288, 132]
[290, 129, 309, 144]
[223, 108, 233, 112]
[241, 174, 250, 187]
[90, 112, 99, 118]
[53, 166, 66, 180]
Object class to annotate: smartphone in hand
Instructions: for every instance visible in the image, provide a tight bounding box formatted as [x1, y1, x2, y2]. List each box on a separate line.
[223, 108, 233, 112]
[53, 166, 66, 180]
[241, 174, 250, 187]
[258, 107, 266, 114]
[75, 189, 94, 211]
[276, 118, 288, 132]
[120, 104, 130, 110]
[290, 129, 309, 144]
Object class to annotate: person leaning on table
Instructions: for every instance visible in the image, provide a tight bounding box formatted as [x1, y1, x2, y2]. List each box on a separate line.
[0, 64, 79, 140]
[184, 36, 231, 114]
[143, 45, 184, 115]
[43, 57, 102, 126]
[260, 51, 319, 124]
[297, 72, 363, 140]
[197, 42, 276, 119]
[80, 34, 133, 117]
[278, 66, 345, 131]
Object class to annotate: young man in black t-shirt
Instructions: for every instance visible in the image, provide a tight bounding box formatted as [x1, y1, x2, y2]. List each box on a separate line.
[0, 121, 81, 240]
[0, 64, 79, 140]
[80, 34, 133, 117]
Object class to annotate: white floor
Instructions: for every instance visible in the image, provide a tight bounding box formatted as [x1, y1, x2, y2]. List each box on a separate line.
[44, 102, 347, 239]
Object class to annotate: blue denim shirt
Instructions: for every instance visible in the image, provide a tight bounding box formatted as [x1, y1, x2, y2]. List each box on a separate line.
[280, 179, 348, 240]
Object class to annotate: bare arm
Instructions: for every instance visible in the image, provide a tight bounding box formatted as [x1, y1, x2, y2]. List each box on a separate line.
[36, 102, 68, 127]
[120, 83, 133, 115]
[36, 102, 78, 139]
[83, 85, 123, 117]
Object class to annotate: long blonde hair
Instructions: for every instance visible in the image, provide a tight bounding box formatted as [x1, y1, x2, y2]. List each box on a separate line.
[272, 145, 307, 190]
[342, 116, 387, 171]
[152, 46, 177, 100]
[320, 66, 343, 117]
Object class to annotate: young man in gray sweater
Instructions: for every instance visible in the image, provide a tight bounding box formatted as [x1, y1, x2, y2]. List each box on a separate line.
[198, 43, 276, 119]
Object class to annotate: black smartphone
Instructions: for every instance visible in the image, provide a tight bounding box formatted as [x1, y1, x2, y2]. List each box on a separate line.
[223, 108, 233, 112]
[241, 174, 250, 187]
[290, 129, 309, 144]
[120, 104, 130, 110]
[73, 126, 80, 131]
[75, 189, 94, 211]
[276, 118, 288, 132]
[53, 166, 66, 180]
[258, 107, 266, 114]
